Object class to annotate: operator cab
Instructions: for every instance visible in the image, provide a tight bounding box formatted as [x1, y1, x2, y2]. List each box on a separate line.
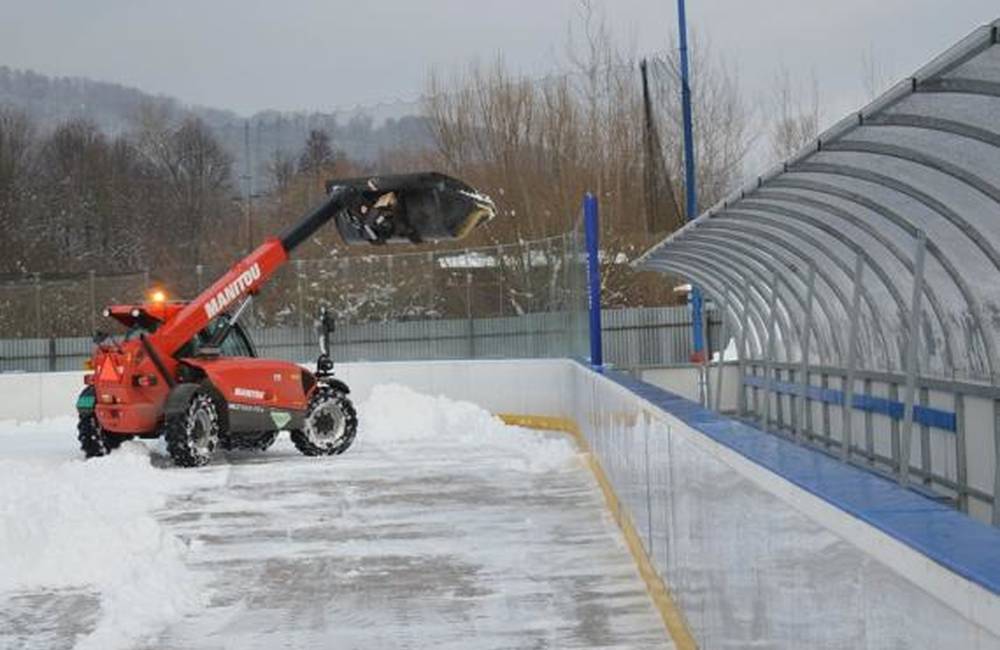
[181, 314, 257, 359]
[101, 302, 257, 360]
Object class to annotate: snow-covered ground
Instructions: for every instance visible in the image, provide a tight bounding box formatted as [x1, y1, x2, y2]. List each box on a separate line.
[0, 385, 668, 649]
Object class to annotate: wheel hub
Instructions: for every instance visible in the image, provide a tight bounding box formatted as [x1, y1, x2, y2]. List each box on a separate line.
[187, 398, 218, 456]
[305, 400, 347, 445]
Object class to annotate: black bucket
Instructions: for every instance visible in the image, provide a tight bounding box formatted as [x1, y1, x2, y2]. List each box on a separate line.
[329, 172, 496, 246]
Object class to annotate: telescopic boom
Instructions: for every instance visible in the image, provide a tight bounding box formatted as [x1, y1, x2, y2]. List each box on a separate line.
[150, 173, 495, 358]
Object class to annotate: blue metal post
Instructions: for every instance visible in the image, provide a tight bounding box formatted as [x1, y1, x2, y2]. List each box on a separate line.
[584, 193, 603, 368]
[676, 0, 705, 361]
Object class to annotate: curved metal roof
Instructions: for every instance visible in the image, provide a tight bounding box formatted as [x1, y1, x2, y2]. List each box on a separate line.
[638, 20, 1000, 384]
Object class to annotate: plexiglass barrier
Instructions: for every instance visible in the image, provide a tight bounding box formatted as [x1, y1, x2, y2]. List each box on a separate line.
[2, 359, 998, 648]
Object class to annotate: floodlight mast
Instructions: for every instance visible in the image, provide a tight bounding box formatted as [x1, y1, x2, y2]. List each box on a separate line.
[676, 0, 706, 362]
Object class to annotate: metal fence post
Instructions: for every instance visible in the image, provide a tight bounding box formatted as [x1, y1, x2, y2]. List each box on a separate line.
[296, 259, 306, 357]
[822, 372, 832, 447]
[427, 251, 436, 316]
[386, 255, 395, 319]
[864, 378, 875, 464]
[796, 264, 816, 442]
[559, 234, 571, 356]
[701, 296, 711, 408]
[88, 270, 97, 334]
[676, 0, 704, 363]
[993, 398, 1000, 526]
[33, 273, 42, 339]
[752, 364, 761, 420]
[737, 284, 750, 416]
[465, 269, 475, 358]
[890, 381, 901, 471]
[954, 392, 968, 513]
[775, 367, 785, 430]
[584, 193, 603, 368]
[713, 288, 730, 412]
[920, 387, 932, 485]
[788, 368, 798, 433]
[842, 254, 865, 461]
[900, 231, 927, 486]
[497, 244, 504, 317]
[762, 269, 779, 430]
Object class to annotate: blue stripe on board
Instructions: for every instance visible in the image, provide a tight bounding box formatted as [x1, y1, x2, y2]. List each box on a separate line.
[742, 375, 957, 432]
[591, 364, 1000, 597]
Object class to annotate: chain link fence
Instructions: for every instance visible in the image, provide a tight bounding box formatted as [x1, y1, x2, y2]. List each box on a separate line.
[0, 306, 719, 373]
[0, 232, 587, 336]
[0, 232, 595, 369]
[0, 232, 726, 373]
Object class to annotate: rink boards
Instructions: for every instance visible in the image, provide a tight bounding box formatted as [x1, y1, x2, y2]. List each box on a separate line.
[2, 359, 999, 648]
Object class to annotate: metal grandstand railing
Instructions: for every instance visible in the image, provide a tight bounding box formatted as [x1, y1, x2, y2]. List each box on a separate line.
[638, 20, 1000, 526]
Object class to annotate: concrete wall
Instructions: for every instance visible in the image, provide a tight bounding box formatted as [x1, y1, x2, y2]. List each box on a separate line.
[2, 360, 998, 648]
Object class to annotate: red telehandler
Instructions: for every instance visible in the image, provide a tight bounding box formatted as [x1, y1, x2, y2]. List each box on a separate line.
[76, 173, 495, 467]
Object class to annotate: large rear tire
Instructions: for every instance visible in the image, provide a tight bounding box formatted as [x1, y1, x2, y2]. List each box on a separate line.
[77, 413, 132, 458]
[290, 388, 357, 457]
[164, 390, 221, 467]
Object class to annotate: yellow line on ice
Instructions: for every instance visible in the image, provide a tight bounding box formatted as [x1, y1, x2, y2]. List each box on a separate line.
[498, 413, 698, 650]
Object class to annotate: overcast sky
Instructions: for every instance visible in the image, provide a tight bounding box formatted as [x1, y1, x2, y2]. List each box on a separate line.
[2, 0, 998, 125]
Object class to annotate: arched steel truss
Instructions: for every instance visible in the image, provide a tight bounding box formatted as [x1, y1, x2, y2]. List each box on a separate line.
[638, 21, 1000, 385]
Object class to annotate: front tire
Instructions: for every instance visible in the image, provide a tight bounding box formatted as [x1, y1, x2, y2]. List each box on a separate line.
[291, 388, 357, 457]
[164, 390, 221, 467]
[77, 413, 132, 458]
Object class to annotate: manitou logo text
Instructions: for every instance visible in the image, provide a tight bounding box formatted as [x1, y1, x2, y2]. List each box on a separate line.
[234, 387, 266, 400]
[205, 264, 261, 319]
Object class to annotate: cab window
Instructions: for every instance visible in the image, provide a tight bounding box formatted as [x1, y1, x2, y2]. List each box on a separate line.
[175, 316, 255, 359]
[219, 328, 253, 357]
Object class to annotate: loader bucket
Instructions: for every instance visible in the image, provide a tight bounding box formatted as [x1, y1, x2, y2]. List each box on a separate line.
[328, 172, 496, 246]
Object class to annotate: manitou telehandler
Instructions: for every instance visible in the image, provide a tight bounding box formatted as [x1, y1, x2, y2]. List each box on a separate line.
[76, 173, 495, 467]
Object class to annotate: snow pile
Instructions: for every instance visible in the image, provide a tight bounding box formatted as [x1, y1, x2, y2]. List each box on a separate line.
[0, 431, 221, 650]
[0, 384, 579, 648]
[358, 384, 577, 473]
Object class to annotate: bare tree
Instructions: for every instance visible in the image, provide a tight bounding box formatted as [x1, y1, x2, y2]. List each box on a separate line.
[298, 129, 334, 174]
[135, 113, 231, 265]
[424, 6, 752, 308]
[268, 148, 296, 194]
[768, 65, 821, 162]
[0, 108, 35, 271]
[861, 45, 892, 101]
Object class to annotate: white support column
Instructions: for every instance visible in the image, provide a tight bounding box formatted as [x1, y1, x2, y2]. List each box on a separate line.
[842, 254, 865, 462]
[900, 231, 927, 485]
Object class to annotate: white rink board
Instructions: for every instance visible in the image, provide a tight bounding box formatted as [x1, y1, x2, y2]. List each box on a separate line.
[1, 359, 998, 648]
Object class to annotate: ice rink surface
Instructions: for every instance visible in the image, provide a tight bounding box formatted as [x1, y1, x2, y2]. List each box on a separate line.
[0, 384, 669, 649]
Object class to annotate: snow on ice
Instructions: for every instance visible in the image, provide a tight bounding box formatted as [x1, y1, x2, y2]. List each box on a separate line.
[0, 420, 223, 650]
[0, 385, 667, 649]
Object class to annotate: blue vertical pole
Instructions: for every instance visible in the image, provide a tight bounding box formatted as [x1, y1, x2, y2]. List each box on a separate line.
[585, 193, 603, 368]
[676, 0, 705, 362]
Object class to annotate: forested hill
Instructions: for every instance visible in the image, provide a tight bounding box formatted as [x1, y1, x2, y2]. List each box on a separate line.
[0, 66, 433, 167]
